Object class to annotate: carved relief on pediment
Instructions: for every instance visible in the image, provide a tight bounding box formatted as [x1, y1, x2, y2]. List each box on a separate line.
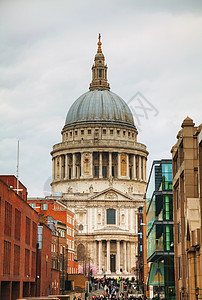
[104, 192, 118, 200]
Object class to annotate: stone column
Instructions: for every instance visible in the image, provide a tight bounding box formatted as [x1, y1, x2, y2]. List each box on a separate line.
[109, 152, 112, 177]
[139, 156, 142, 181]
[52, 158, 55, 180]
[133, 155, 137, 180]
[127, 242, 131, 273]
[59, 155, 63, 179]
[142, 157, 146, 181]
[94, 241, 97, 269]
[107, 240, 111, 273]
[99, 152, 103, 178]
[98, 240, 102, 273]
[126, 154, 129, 178]
[90, 152, 93, 178]
[80, 152, 84, 178]
[116, 240, 121, 274]
[65, 154, 69, 179]
[123, 241, 127, 273]
[117, 153, 121, 178]
[72, 153, 76, 179]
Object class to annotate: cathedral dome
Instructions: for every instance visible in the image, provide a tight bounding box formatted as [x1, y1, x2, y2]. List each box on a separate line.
[64, 34, 136, 130]
[64, 89, 135, 128]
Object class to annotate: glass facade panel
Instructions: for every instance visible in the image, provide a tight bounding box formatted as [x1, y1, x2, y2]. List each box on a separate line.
[162, 163, 172, 190]
[147, 225, 156, 258]
[146, 195, 156, 234]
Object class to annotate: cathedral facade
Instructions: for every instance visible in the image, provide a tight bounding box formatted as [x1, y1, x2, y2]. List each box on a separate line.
[51, 36, 148, 277]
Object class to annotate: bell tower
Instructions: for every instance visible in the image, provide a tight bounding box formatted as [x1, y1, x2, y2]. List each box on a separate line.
[89, 34, 110, 91]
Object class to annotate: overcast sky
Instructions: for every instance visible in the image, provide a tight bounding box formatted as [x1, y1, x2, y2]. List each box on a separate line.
[0, 0, 202, 196]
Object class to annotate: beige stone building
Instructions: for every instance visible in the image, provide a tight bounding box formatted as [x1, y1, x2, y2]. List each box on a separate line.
[171, 117, 202, 299]
[51, 36, 148, 277]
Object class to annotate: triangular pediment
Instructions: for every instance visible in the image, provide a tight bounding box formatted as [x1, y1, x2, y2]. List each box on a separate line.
[88, 187, 134, 202]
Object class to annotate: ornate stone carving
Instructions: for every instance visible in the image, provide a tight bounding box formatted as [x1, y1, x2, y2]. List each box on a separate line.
[104, 192, 118, 200]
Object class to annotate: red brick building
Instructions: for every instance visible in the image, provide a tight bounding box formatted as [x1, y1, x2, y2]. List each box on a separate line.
[0, 176, 38, 299]
[36, 223, 60, 296]
[28, 198, 78, 277]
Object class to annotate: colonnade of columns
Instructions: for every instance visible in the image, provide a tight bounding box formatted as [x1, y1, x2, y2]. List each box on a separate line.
[52, 152, 147, 182]
[96, 239, 131, 274]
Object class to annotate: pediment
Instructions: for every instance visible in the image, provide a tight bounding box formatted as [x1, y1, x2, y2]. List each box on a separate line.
[88, 187, 134, 202]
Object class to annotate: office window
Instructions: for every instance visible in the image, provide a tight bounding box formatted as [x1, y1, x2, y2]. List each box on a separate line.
[107, 209, 116, 224]
[32, 222, 37, 247]
[25, 249, 30, 276]
[177, 222, 181, 243]
[25, 217, 31, 245]
[31, 251, 36, 277]
[14, 245, 20, 275]
[178, 257, 182, 279]
[15, 209, 21, 240]
[3, 241, 11, 275]
[4, 201, 12, 236]
[41, 203, 48, 210]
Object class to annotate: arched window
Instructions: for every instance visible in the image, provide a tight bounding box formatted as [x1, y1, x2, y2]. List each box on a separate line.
[77, 244, 85, 261]
[107, 209, 116, 225]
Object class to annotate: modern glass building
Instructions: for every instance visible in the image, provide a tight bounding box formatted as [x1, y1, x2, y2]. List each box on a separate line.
[146, 160, 175, 299]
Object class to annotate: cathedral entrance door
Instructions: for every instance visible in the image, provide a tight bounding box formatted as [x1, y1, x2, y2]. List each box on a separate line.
[110, 254, 116, 272]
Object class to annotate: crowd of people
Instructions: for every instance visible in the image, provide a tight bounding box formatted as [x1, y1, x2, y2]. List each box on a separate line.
[91, 277, 147, 300]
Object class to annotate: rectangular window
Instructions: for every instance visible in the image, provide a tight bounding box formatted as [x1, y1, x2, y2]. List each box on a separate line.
[112, 166, 115, 177]
[94, 166, 99, 178]
[177, 222, 181, 243]
[81, 130, 84, 135]
[128, 132, 130, 137]
[4, 201, 12, 236]
[110, 130, 113, 135]
[130, 168, 132, 179]
[99, 69, 102, 77]
[41, 203, 48, 210]
[31, 251, 36, 277]
[88, 129, 91, 134]
[3, 240, 11, 275]
[102, 166, 107, 178]
[25, 249, 30, 276]
[25, 217, 31, 245]
[14, 245, 20, 275]
[69, 167, 71, 179]
[117, 130, 120, 135]
[123, 131, 125, 136]
[75, 130, 77, 136]
[15, 209, 21, 240]
[107, 209, 116, 224]
[32, 222, 37, 248]
[103, 129, 106, 134]
[178, 256, 182, 279]
[177, 189, 180, 210]
[70, 131, 72, 137]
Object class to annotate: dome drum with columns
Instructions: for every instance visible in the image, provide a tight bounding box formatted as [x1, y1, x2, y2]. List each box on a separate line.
[51, 35, 148, 278]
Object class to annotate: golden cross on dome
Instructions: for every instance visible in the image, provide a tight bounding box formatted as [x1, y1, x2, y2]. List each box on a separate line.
[97, 33, 102, 53]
